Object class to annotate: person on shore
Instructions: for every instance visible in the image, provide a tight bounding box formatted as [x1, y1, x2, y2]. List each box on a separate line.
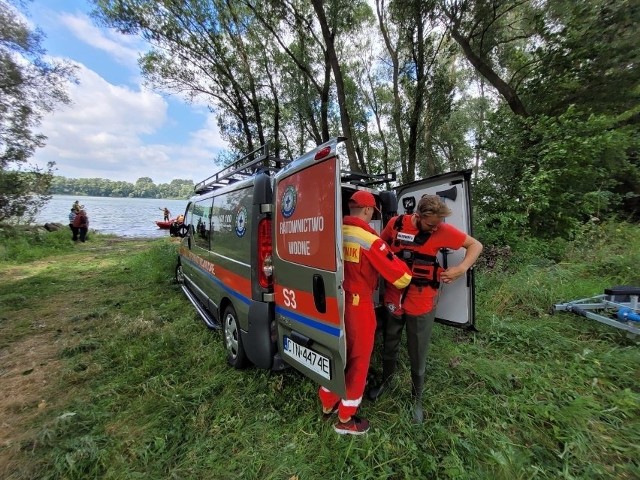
[160, 207, 171, 221]
[169, 214, 186, 236]
[319, 191, 412, 435]
[72, 207, 89, 242]
[367, 194, 483, 423]
[68, 207, 78, 239]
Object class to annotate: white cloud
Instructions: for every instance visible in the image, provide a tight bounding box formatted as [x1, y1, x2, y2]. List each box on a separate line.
[190, 114, 230, 151]
[27, 4, 230, 185]
[33, 63, 227, 184]
[58, 12, 142, 68]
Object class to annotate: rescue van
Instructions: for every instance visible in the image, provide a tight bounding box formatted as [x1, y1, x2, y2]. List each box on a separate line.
[175, 137, 476, 397]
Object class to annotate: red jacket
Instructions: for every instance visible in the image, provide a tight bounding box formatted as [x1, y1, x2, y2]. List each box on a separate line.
[342, 216, 411, 296]
[72, 211, 89, 229]
[381, 215, 466, 315]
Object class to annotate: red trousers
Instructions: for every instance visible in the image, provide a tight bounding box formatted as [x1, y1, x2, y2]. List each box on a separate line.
[319, 292, 376, 419]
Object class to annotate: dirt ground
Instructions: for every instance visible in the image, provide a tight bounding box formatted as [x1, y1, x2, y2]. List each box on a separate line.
[0, 333, 64, 474]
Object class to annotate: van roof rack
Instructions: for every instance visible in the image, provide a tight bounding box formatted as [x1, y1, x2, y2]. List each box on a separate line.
[341, 170, 396, 187]
[194, 143, 286, 193]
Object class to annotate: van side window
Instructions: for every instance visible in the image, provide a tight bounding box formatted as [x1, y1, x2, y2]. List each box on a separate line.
[193, 198, 212, 249]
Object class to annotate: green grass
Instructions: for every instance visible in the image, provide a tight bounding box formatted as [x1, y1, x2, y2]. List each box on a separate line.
[0, 226, 79, 263]
[0, 222, 638, 479]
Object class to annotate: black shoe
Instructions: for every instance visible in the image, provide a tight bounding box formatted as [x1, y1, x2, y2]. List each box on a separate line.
[368, 380, 389, 401]
[412, 402, 424, 424]
[411, 374, 425, 423]
[368, 360, 396, 401]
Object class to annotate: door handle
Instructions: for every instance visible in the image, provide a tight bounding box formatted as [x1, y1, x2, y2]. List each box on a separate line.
[313, 274, 326, 313]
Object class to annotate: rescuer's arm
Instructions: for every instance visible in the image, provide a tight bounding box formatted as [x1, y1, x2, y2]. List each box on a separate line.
[368, 237, 412, 288]
[440, 235, 483, 284]
[380, 217, 396, 245]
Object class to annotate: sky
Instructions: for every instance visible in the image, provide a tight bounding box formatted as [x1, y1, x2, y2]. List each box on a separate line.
[27, 0, 229, 185]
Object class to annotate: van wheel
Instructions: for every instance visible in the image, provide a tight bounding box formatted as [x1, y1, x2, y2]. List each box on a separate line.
[175, 263, 185, 285]
[223, 305, 248, 369]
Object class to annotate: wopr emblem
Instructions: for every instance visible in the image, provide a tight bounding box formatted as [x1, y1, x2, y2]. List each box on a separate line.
[281, 185, 297, 218]
[235, 205, 248, 237]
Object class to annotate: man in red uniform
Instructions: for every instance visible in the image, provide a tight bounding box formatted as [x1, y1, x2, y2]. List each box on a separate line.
[319, 190, 412, 435]
[368, 195, 483, 423]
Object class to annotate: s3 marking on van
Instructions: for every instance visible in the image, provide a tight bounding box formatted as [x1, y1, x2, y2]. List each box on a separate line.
[175, 137, 476, 398]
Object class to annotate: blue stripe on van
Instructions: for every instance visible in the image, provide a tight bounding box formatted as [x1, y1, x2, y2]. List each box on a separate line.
[275, 306, 341, 337]
[183, 257, 250, 306]
[183, 256, 340, 336]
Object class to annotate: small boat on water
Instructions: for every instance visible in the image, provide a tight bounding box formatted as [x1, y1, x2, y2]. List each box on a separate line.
[156, 218, 188, 237]
[155, 219, 175, 229]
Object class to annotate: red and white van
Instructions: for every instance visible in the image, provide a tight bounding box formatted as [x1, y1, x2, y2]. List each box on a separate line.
[175, 137, 476, 397]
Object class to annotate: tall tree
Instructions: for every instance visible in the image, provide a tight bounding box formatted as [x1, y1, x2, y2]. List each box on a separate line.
[439, 0, 538, 118]
[375, 0, 453, 183]
[94, 0, 273, 153]
[91, 0, 639, 239]
[244, 0, 331, 148]
[524, 0, 640, 118]
[0, 0, 75, 221]
[471, 0, 640, 238]
[310, 0, 365, 171]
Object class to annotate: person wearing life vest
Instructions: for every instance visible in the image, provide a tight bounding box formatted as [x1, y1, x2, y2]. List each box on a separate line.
[367, 194, 483, 423]
[169, 214, 186, 237]
[319, 190, 412, 435]
[72, 206, 90, 242]
[159, 207, 171, 221]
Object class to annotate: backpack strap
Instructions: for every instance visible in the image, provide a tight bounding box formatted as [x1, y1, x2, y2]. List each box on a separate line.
[392, 214, 430, 246]
[393, 214, 404, 232]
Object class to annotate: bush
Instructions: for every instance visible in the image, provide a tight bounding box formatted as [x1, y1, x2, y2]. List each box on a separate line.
[475, 107, 640, 240]
[477, 220, 640, 317]
[0, 224, 77, 262]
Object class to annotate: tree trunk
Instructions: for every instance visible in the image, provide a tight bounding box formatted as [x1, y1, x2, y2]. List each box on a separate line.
[377, 0, 407, 182]
[310, 0, 360, 172]
[449, 27, 529, 118]
[406, 4, 427, 183]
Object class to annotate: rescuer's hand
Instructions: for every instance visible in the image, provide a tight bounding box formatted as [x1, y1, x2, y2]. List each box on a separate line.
[440, 266, 466, 284]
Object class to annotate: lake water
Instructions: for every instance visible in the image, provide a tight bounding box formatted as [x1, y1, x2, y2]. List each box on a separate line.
[36, 195, 189, 238]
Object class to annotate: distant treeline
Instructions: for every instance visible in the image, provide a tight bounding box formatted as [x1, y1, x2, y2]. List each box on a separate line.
[49, 176, 195, 199]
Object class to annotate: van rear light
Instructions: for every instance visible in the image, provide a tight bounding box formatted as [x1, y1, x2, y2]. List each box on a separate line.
[314, 146, 331, 161]
[258, 218, 273, 289]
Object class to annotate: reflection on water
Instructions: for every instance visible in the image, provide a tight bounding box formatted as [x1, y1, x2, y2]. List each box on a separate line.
[36, 195, 189, 238]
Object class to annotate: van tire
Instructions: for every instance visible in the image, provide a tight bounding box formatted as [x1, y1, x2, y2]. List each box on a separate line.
[223, 304, 248, 369]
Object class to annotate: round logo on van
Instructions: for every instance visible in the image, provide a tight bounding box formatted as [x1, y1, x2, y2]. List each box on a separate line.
[281, 185, 297, 218]
[235, 205, 248, 237]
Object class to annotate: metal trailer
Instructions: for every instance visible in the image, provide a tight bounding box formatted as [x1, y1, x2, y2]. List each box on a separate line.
[552, 286, 640, 336]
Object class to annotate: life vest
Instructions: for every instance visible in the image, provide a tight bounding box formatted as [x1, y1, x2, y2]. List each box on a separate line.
[390, 214, 442, 289]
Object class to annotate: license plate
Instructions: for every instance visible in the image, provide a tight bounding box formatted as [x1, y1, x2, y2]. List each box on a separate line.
[283, 336, 331, 380]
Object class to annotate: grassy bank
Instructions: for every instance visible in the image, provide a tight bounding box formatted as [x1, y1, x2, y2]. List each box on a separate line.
[0, 224, 638, 479]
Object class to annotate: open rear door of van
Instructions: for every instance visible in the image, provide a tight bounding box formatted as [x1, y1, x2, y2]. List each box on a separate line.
[395, 169, 476, 329]
[272, 139, 347, 397]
